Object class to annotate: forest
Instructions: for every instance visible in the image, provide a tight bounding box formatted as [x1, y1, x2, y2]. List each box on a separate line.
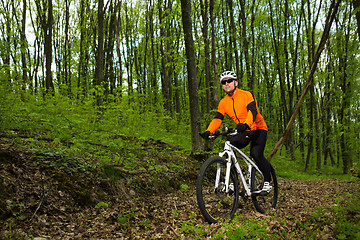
[0, 0, 360, 238]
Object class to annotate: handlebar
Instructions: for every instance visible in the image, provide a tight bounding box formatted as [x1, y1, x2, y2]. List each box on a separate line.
[209, 127, 238, 140]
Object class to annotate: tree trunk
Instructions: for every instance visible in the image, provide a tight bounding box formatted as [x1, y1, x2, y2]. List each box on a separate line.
[226, 0, 240, 80]
[115, 0, 123, 98]
[45, 0, 54, 93]
[352, 0, 360, 41]
[180, 0, 204, 152]
[158, 0, 173, 114]
[64, 0, 71, 96]
[239, 0, 252, 89]
[200, 0, 211, 114]
[2, 1, 11, 78]
[209, 0, 218, 109]
[21, 0, 27, 100]
[305, 83, 314, 172]
[338, 6, 353, 174]
[268, 0, 288, 134]
[78, 0, 85, 98]
[105, 2, 116, 95]
[96, 0, 105, 119]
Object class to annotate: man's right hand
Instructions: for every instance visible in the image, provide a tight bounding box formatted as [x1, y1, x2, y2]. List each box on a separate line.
[199, 131, 211, 139]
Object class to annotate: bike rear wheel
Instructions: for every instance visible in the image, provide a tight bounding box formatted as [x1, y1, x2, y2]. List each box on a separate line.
[250, 164, 278, 214]
[196, 156, 239, 223]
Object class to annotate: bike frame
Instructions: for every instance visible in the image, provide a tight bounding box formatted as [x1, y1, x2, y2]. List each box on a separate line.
[218, 139, 263, 197]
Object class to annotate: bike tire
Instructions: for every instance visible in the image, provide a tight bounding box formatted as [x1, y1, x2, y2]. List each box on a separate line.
[196, 156, 239, 223]
[250, 164, 278, 214]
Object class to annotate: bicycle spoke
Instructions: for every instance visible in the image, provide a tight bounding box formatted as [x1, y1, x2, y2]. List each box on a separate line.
[251, 166, 278, 214]
[196, 156, 239, 223]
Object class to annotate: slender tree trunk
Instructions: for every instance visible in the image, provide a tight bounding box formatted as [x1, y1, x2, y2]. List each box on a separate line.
[283, 0, 296, 161]
[115, 0, 123, 98]
[21, 0, 27, 100]
[34, 0, 54, 93]
[123, 4, 133, 97]
[314, 90, 321, 171]
[158, 0, 172, 114]
[239, 0, 252, 89]
[305, 83, 314, 172]
[96, 0, 105, 119]
[45, 0, 54, 93]
[200, 0, 211, 114]
[209, 0, 218, 109]
[2, 1, 11, 77]
[352, 0, 360, 41]
[226, 0, 240, 79]
[269, 0, 288, 133]
[105, 2, 116, 95]
[78, 0, 85, 99]
[64, 0, 71, 96]
[180, 0, 204, 152]
[338, 6, 353, 174]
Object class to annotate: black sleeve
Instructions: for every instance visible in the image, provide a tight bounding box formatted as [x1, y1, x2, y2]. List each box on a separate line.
[246, 101, 257, 122]
[214, 111, 224, 120]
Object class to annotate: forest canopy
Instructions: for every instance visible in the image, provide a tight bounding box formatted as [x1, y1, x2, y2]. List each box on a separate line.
[0, 0, 359, 174]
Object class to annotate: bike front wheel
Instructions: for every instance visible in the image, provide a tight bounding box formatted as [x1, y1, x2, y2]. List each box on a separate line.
[251, 164, 278, 214]
[196, 156, 239, 223]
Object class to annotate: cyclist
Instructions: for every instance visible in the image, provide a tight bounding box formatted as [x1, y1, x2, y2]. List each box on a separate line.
[200, 71, 272, 194]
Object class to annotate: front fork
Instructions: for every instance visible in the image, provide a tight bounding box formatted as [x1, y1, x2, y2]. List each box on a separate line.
[214, 161, 232, 193]
[216, 150, 233, 193]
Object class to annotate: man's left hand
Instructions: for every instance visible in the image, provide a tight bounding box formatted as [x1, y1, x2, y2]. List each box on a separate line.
[236, 123, 250, 132]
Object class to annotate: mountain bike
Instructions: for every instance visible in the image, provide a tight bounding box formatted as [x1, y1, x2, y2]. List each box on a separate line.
[196, 127, 278, 223]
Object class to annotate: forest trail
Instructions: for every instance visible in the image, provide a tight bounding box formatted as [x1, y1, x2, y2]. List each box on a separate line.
[0, 138, 359, 239]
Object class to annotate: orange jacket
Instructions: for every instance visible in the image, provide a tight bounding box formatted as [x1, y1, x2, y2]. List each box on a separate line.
[206, 88, 267, 133]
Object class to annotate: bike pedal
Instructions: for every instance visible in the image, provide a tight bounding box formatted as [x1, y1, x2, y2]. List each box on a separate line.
[259, 191, 269, 196]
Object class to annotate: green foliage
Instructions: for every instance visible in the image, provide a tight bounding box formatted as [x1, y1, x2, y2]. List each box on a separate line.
[181, 219, 207, 237]
[95, 201, 110, 209]
[180, 184, 189, 192]
[216, 216, 272, 240]
[332, 191, 360, 239]
[271, 154, 354, 181]
[117, 210, 137, 226]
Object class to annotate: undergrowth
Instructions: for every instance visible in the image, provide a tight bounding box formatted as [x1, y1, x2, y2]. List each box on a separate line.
[1, 90, 358, 182]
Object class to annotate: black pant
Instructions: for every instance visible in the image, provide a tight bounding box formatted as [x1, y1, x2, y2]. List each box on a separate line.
[230, 129, 272, 182]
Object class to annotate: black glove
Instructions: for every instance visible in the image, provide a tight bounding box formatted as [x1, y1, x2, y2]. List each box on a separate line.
[236, 123, 250, 132]
[199, 131, 211, 139]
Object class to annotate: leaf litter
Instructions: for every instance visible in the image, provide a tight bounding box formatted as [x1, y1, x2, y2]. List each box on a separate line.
[0, 138, 359, 239]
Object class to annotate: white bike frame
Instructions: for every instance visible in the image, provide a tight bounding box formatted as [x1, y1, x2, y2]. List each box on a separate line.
[218, 139, 263, 197]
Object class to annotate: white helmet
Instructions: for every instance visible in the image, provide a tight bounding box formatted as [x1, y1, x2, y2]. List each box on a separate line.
[220, 71, 237, 82]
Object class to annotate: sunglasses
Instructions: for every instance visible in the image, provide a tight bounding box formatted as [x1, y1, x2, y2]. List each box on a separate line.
[221, 79, 235, 85]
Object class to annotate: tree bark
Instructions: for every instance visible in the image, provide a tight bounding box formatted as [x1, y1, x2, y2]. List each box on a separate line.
[114, 0, 123, 98]
[226, 0, 240, 79]
[64, 0, 71, 96]
[200, 0, 211, 114]
[180, 0, 204, 152]
[158, 0, 173, 114]
[44, 0, 54, 93]
[268, 0, 288, 134]
[34, 0, 54, 93]
[352, 0, 360, 41]
[239, 0, 252, 89]
[96, 0, 105, 119]
[21, 0, 27, 100]
[209, 0, 218, 109]
[338, 5, 353, 174]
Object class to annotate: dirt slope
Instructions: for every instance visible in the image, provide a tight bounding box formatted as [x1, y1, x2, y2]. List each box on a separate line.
[0, 139, 359, 239]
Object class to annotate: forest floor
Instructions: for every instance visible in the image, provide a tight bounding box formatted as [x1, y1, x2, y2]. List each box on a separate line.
[0, 135, 359, 239]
